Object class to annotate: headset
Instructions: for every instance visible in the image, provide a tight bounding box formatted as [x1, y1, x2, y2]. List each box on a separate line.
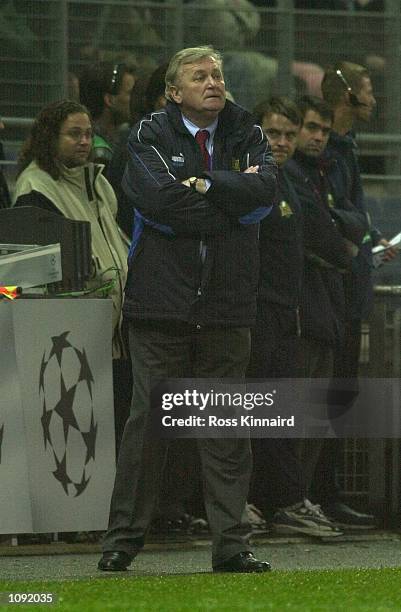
[109, 63, 125, 96]
[335, 69, 368, 108]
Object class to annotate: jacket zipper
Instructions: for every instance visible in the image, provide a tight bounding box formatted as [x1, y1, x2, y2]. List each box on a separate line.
[88, 168, 125, 355]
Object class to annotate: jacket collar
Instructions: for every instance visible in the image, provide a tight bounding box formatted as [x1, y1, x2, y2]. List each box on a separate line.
[292, 149, 334, 169]
[166, 99, 254, 137]
[329, 129, 357, 151]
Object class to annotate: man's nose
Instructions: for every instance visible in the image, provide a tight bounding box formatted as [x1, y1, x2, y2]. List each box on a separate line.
[78, 133, 92, 143]
[206, 75, 218, 86]
[314, 130, 325, 141]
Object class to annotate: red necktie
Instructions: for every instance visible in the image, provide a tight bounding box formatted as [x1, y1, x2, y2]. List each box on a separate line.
[195, 129, 210, 170]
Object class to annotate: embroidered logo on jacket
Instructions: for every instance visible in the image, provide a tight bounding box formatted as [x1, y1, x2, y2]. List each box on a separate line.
[279, 201, 293, 217]
[172, 155, 185, 165]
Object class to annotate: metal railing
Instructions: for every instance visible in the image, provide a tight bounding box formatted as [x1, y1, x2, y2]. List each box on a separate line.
[1, 2, 400, 116]
[2, 1, 401, 173]
[359, 287, 401, 515]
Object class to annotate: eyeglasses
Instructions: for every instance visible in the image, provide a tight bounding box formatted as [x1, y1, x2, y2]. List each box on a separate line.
[60, 128, 93, 142]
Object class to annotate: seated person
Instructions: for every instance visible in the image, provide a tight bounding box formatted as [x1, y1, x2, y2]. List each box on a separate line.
[79, 62, 136, 168]
[13, 99, 129, 455]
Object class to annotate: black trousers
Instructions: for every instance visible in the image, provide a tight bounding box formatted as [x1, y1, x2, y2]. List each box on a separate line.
[102, 322, 252, 566]
[297, 336, 337, 502]
[248, 303, 305, 514]
[112, 357, 132, 459]
[310, 318, 362, 504]
[113, 318, 133, 459]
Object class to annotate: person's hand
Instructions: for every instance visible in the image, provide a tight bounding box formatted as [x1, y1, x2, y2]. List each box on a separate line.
[378, 238, 398, 261]
[181, 177, 207, 194]
[244, 165, 259, 173]
[344, 239, 359, 258]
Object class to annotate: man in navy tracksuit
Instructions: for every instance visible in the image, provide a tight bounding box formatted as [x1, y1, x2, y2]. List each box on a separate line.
[248, 96, 364, 538]
[286, 95, 371, 526]
[318, 62, 396, 528]
[248, 97, 342, 538]
[322, 63, 380, 382]
[98, 46, 277, 573]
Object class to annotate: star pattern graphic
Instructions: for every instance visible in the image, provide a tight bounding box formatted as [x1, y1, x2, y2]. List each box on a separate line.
[39, 333, 98, 496]
[52, 450, 72, 495]
[74, 347, 94, 399]
[54, 374, 80, 441]
[38, 353, 47, 392]
[82, 411, 98, 464]
[48, 331, 71, 366]
[41, 398, 52, 449]
[74, 469, 90, 497]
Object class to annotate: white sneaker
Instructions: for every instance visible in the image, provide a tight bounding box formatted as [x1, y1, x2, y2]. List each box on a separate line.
[242, 503, 267, 530]
[272, 498, 343, 538]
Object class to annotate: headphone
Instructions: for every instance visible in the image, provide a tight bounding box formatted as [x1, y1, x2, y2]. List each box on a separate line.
[335, 69, 368, 108]
[109, 63, 125, 96]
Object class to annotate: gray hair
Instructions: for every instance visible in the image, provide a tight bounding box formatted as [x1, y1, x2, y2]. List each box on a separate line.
[165, 46, 223, 101]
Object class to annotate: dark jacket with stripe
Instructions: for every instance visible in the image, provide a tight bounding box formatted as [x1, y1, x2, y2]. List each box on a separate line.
[247, 167, 304, 377]
[327, 130, 379, 319]
[122, 100, 277, 327]
[286, 150, 367, 347]
[257, 166, 304, 310]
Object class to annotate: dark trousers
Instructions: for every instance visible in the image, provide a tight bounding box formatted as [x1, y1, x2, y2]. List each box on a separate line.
[297, 337, 334, 499]
[102, 322, 252, 566]
[248, 304, 305, 514]
[113, 318, 133, 459]
[157, 438, 203, 520]
[112, 357, 132, 459]
[310, 318, 362, 504]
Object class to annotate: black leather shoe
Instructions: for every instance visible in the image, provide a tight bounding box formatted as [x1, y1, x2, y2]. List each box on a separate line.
[213, 552, 271, 573]
[98, 551, 132, 571]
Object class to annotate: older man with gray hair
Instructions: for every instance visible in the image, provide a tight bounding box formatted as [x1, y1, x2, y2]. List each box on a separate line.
[98, 46, 277, 573]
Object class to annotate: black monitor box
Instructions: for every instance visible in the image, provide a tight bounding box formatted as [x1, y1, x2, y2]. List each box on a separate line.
[0, 206, 91, 292]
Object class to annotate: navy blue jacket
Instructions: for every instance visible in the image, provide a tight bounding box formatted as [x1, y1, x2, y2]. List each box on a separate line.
[286, 150, 366, 346]
[122, 100, 277, 327]
[257, 166, 303, 310]
[327, 131, 379, 319]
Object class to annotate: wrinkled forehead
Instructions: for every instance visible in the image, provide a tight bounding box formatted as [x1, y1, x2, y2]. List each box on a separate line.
[263, 112, 299, 131]
[178, 56, 223, 79]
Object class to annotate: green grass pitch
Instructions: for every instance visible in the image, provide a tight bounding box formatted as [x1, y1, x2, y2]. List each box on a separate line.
[2, 568, 401, 610]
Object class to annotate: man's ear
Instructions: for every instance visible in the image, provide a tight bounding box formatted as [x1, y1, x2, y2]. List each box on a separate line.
[169, 86, 182, 105]
[104, 92, 114, 109]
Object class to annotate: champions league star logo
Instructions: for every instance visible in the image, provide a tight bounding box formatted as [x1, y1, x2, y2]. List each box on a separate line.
[39, 331, 97, 497]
